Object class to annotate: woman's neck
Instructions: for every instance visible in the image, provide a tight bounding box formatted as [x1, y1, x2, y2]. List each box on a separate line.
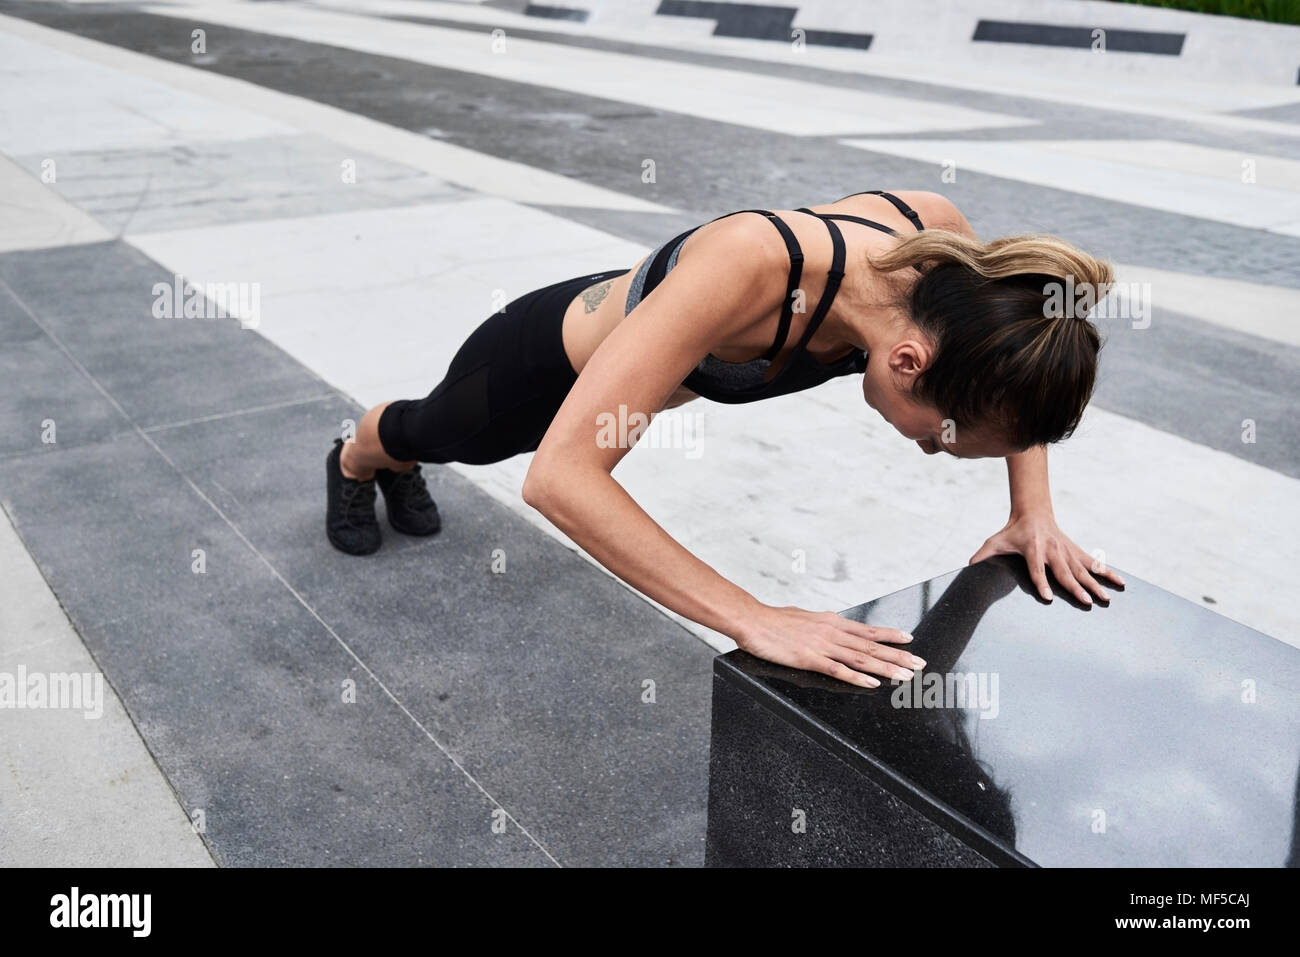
[820, 264, 913, 355]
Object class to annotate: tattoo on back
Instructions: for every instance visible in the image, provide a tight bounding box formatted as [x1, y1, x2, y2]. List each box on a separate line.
[581, 280, 611, 314]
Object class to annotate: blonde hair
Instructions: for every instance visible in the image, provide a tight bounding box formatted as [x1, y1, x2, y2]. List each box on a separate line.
[867, 230, 1112, 447]
[871, 230, 1114, 289]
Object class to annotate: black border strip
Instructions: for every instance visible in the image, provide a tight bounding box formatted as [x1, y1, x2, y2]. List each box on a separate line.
[657, 0, 872, 50]
[973, 19, 1185, 55]
[524, 3, 589, 22]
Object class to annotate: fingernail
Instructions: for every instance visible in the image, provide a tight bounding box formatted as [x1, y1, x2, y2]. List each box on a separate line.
[909, 656, 927, 668]
[864, 676, 880, 688]
[901, 632, 914, 642]
[895, 668, 914, 681]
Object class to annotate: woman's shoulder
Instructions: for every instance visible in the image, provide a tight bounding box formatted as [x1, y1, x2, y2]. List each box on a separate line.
[887, 191, 977, 238]
[679, 210, 795, 278]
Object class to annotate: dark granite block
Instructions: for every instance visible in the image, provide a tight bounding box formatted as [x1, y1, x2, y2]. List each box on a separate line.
[707, 556, 1300, 867]
[708, 675, 998, 867]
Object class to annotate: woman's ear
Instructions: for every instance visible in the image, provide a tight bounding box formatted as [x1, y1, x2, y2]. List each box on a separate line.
[888, 339, 932, 381]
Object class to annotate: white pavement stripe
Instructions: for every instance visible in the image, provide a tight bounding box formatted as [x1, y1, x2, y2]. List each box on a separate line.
[130, 196, 648, 393]
[841, 138, 1300, 235]
[0, 13, 668, 214]
[0, 32, 295, 156]
[1114, 263, 1300, 349]
[136, 0, 1037, 135]
[1044, 140, 1300, 193]
[0, 504, 216, 867]
[128, 201, 1300, 650]
[0, 154, 113, 252]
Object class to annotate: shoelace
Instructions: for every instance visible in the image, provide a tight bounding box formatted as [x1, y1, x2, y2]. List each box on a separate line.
[389, 467, 434, 508]
[339, 479, 377, 528]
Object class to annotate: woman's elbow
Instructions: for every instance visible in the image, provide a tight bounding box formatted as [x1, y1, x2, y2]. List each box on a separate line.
[521, 464, 555, 512]
[523, 452, 609, 517]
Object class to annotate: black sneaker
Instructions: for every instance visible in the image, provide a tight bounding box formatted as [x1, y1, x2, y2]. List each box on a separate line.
[325, 439, 381, 555]
[376, 463, 441, 536]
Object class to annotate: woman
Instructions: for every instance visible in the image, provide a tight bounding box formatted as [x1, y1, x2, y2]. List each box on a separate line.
[325, 190, 1125, 688]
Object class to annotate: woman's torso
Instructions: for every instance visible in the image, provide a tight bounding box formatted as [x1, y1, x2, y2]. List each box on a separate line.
[560, 191, 939, 408]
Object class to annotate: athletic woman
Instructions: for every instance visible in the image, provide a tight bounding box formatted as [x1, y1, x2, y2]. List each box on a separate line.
[325, 190, 1125, 688]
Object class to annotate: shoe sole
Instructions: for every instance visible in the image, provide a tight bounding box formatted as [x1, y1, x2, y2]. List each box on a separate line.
[327, 527, 382, 555]
[387, 515, 441, 537]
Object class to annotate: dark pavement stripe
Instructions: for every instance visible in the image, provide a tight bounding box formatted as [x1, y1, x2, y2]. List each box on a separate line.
[972, 20, 1184, 56]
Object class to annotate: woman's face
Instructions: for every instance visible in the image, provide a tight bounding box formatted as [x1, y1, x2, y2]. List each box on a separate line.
[861, 341, 1019, 460]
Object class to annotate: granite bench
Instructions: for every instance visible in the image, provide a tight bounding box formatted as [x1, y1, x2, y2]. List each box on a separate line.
[706, 555, 1300, 867]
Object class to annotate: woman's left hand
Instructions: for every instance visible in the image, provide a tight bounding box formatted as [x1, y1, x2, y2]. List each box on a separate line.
[969, 510, 1125, 605]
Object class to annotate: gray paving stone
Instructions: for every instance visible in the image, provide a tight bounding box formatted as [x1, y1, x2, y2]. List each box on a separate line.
[1090, 306, 1300, 479]
[146, 395, 714, 866]
[0, 241, 331, 429]
[0, 430, 552, 866]
[1231, 102, 1300, 124]
[0, 279, 130, 458]
[13, 133, 468, 236]
[0, 506, 217, 867]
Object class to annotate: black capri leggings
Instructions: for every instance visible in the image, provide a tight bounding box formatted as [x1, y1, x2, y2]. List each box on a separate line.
[377, 268, 629, 466]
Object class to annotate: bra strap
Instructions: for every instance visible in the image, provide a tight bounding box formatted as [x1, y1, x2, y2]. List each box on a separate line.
[791, 217, 846, 353]
[642, 226, 696, 300]
[862, 190, 925, 231]
[757, 213, 804, 360]
[812, 212, 898, 236]
[659, 209, 808, 362]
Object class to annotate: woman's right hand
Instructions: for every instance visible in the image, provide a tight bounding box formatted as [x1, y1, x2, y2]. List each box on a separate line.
[735, 605, 925, 688]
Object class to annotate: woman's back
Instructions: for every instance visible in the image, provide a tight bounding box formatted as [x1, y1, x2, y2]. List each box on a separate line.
[559, 190, 971, 407]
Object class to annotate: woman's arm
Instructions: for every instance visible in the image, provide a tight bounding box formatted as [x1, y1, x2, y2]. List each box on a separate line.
[524, 215, 923, 688]
[969, 445, 1125, 603]
[1007, 444, 1052, 515]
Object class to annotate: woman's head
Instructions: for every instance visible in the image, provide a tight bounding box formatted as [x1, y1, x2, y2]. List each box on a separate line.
[861, 231, 1110, 458]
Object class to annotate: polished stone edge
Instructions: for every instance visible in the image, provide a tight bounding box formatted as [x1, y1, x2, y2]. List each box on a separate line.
[706, 673, 999, 867]
[713, 652, 1034, 867]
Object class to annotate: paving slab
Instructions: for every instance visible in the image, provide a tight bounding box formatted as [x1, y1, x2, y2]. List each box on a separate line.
[0, 503, 215, 867]
[146, 394, 714, 866]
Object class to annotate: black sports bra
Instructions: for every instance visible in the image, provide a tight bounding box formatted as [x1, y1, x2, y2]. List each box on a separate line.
[623, 191, 925, 405]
